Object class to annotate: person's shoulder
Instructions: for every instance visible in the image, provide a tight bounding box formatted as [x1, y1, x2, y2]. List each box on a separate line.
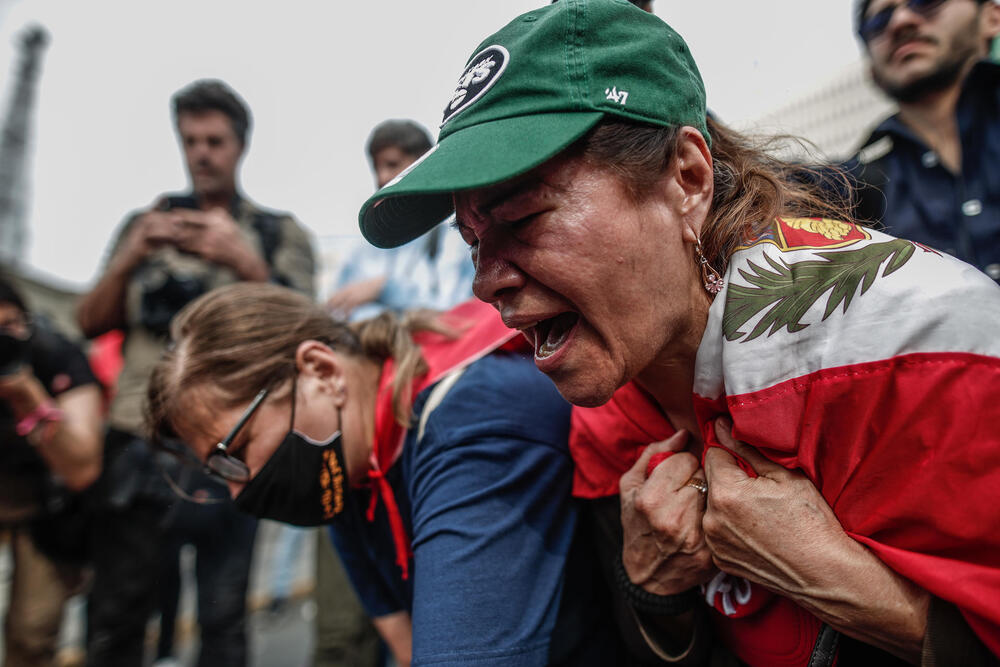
[238, 196, 300, 224]
[28, 317, 98, 393]
[698, 221, 1000, 400]
[418, 352, 571, 447]
[732, 218, 998, 300]
[238, 197, 314, 254]
[723, 220, 1000, 353]
[847, 113, 903, 168]
[967, 58, 1000, 91]
[458, 351, 566, 405]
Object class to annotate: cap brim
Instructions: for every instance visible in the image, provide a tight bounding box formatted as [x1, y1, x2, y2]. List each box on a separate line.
[359, 111, 603, 248]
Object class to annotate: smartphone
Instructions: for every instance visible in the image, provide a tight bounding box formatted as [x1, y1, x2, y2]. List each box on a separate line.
[157, 195, 200, 212]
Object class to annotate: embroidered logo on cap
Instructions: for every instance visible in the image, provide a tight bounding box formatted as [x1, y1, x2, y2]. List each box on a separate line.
[442, 45, 509, 126]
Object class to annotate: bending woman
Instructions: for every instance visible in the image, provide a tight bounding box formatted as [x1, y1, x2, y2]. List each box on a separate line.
[357, 0, 1000, 664]
[145, 283, 616, 666]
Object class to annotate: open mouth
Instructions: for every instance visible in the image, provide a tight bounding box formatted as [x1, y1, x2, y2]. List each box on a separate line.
[532, 312, 580, 361]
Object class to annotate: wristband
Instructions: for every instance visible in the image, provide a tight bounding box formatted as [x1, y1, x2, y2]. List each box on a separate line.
[16, 399, 65, 437]
[614, 553, 698, 616]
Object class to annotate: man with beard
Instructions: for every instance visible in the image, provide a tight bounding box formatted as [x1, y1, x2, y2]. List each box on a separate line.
[76, 79, 315, 666]
[848, 0, 1000, 282]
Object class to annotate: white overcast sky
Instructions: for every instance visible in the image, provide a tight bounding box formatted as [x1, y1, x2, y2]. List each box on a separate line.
[0, 0, 864, 288]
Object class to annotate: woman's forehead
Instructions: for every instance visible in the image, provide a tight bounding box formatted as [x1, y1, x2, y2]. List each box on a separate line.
[454, 152, 584, 216]
[172, 384, 232, 444]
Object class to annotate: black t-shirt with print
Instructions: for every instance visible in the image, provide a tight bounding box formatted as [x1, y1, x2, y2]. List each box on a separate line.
[0, 320, 98, 522]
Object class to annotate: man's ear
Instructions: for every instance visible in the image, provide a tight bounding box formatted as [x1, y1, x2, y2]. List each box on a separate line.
[673, 126, 714, 244]
[295, 340, 346, 404]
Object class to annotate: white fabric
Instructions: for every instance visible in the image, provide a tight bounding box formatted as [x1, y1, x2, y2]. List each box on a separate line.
[693, 225, 1000, 400]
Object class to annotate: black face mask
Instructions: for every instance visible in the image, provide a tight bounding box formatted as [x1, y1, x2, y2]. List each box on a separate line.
[233, 428, 349, 526]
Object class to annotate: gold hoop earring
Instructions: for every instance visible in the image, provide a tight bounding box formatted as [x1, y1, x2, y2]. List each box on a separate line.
[695, 242, 724, 295]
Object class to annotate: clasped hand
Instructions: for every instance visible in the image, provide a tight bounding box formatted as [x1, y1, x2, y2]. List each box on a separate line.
[621, 417, 850, 602]
[122, 205, 267, 279]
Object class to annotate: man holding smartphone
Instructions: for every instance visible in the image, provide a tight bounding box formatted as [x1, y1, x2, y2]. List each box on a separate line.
[76, 79, 315, 667]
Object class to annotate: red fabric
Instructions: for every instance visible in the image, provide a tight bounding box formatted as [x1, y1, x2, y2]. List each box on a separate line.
[569, 351, 1000, 663]
[699, 351, 1000, 657]
[88, 329, 124, 408]
[709, 599, 825, 667]
[369, 298, 523, 580]
[569, 382, 675, 498]
[645, 451, 674, 478]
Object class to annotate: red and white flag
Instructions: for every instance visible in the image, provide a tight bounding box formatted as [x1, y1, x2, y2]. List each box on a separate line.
[572, 217, 1000, 663]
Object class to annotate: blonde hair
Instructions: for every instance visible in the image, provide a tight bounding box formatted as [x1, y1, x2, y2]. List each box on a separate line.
[146, 283, 444, 444]
[581, 116, 855, 274]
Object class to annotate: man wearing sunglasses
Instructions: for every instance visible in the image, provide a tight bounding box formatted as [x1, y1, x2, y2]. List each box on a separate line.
[848, 0, 1000, 283]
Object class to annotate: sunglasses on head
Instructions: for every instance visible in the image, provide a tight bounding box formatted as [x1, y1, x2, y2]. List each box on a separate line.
[859, 0, 949, 42]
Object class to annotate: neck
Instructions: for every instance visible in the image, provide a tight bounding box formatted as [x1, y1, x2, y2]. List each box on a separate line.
[635, 358, 699, 439]
[344, 357, 383, 486]
[633, 297, 711, 442]
[896, 66, 971, 174]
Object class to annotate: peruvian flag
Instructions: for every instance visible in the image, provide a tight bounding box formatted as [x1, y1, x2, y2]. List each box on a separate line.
[571, 218, 1000, 664]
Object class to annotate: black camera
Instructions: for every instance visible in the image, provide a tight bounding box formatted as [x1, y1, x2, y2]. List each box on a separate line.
[139, 273, 208, 337]
[0, 329, 30, 376]
[137, 193, 210, 336]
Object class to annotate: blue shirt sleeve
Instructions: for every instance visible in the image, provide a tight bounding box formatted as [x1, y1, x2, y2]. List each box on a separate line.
[403, 353, 576, 667]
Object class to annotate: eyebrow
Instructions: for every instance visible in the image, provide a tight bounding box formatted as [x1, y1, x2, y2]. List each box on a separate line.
[455, 177, 543, 228]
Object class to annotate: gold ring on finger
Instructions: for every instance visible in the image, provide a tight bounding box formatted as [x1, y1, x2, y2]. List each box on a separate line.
[684, 478, 708, 495]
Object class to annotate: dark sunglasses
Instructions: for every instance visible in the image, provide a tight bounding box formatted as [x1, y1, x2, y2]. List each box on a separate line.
[205, 388, 270, 482]
[859, 0, 949, 42]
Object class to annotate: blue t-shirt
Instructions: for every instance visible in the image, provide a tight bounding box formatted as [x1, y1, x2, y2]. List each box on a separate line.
[328, 351, 587, 666]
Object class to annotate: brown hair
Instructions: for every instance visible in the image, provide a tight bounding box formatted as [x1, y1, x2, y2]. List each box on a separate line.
[580, 116, 854, 274]
[172, 79, 251, 146]
[146, 283, 444, 445]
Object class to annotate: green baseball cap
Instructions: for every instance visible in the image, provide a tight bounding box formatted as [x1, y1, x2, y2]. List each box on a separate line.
[359, 0, 707, 249]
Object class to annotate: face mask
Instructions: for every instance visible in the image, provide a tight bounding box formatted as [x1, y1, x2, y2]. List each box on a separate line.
[234, 428, 348, 526]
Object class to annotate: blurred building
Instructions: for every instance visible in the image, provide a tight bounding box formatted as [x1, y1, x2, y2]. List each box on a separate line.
[743, 59, 896, 162]
[3, 263, 82, 337]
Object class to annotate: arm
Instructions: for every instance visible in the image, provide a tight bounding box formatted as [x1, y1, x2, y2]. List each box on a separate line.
[76, 210, 180, 337]
[405, 357, 578, 665]
[325, 276, 387, 317]
[620, 430, 715, 596]
[0, 368, 102, 491]
[373, 611, 412, 667]
[263, 213, 316, 297]
[703, 419, 928, 663]
[617, 431, 716, 663]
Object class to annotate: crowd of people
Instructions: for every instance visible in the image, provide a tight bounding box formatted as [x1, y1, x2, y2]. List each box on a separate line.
[1, 0, 999, 665]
